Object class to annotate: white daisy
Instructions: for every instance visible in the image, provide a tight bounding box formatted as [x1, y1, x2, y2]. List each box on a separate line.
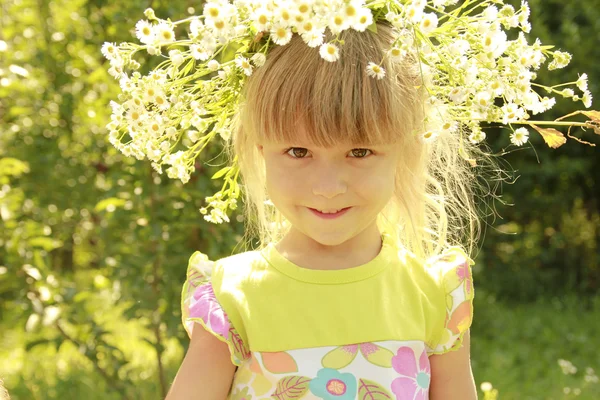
[207, 59, 220, 71]
[275, 6, 293, 26]
[203, 2, 223, 20]
[189, 18, 205, 39]
[297, 20, 316, 35]
[474, 91, 492, 110]
[420, 13, 438, 35]
[101, 42, 118, 60]
[135, 20, 155, 44]
[251, 53, 266, 67]
[448, 87, 468, 104]
[235, 56, 253, 76]
[328, 12, 350, 35]
[154, 93, 170, 111]
[154, 22, 176, 44]
[406, 4, 424, 24]
[190, 44, 211, 61]
[441, 121, 458, 134]
[387, 46, 406, 62]
[501, 103, 525, 124]
[561, 88, 575, 98]
[270, 23, 292, 45]
[351, 8, 373, 32]
[169, 50, 185, 67]
[510, 127, 529, 146]
[343, 0, 363, 23]
[366, 62, 386, 79]
[576, 73, 588, 92]
[125, 106, 144, 125]
[294, 0, 313, 16]
[420, 130, 439, 143]
[302, 29, 325, 48]
[252, 7, 272, 31]
[582, 91, 593, 108]
[468, 129, 486, 144]
[207, 18, 228, 34]
[319, 42, 339, 62]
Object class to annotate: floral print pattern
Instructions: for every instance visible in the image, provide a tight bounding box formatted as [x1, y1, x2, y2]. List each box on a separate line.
[180, 246, 475, 399]
[431, 247, 475, 354]
[309, 368, 357, 400]
[181, 251, 250, 366]
[391, 347, 431, 400]
[189, 283, 230, 339]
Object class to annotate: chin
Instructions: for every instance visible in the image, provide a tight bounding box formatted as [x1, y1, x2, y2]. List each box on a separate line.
[303, 230, 353, 247]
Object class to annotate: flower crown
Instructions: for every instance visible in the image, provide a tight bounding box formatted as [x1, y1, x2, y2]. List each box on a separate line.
[102, 0, 598, 224]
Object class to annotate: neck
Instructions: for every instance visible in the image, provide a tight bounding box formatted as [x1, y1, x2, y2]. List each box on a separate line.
[275, 222, 383, 271]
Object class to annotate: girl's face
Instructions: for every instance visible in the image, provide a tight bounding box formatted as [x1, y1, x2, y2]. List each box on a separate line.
[258, 132, 399, 248]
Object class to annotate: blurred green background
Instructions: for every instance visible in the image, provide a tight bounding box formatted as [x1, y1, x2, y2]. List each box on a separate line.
[0, 0, 598, 399]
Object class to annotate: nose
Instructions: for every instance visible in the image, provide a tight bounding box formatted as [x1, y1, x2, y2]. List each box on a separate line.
[311, 165, 347, 199]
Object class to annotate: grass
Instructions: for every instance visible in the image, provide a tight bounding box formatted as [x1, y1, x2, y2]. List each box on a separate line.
[471, 290, 600, 400]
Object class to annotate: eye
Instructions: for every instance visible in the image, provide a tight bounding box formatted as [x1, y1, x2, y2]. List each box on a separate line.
[349, 148, 373, 158]
[285, 147, 309, 158]
[284, 147, 373, 159]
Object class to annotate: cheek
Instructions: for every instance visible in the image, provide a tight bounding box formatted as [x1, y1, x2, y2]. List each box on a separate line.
[354, 165, 396, 201]
[264, 160, 304, 201]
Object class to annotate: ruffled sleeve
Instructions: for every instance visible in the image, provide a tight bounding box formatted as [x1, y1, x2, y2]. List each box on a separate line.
[428, 246, 475, 355]
[181, 251, 250, 366]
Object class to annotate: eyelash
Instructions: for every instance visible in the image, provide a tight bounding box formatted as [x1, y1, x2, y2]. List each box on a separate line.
[284, 147, 374, 159]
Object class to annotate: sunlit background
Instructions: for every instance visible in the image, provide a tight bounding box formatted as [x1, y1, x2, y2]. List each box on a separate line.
[1, 0, 599, 399]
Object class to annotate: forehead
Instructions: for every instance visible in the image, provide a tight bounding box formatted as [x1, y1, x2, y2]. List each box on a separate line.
[260, 124, 396, 148]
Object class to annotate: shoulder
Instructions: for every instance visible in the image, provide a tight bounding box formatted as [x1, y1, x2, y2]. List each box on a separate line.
[210, 248, 268, 287]
[424, 246, 476, 355]
[424, 246, 474, 289]
[181, 249, 263, 366]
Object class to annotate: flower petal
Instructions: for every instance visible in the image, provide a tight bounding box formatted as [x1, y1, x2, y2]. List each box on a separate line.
[418, 349, 430, 375]
[391, 377, 418, 400]
[392, 347, 418, 377]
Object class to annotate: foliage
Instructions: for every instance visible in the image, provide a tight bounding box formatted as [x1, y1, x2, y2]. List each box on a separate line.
[477, 0, 600, 301]
[0, 0, 244, 398]
[0, 0, 598, 399]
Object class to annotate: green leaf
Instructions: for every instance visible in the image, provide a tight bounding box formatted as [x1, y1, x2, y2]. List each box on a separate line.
[322, 346, 358, 369]
[211, 166, 230, 180]
[0, 157, 30, 177]
[28, 237, 63, 251]
[358, 379, 393, 399]
[25, 338, 54, 351]
[271, 376, 311, 400]
[367, 22, 378, 33]
[94, 197, 127, 212]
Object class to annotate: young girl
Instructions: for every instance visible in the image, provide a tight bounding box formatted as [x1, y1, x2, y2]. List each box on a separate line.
[166, 20, 480, 400]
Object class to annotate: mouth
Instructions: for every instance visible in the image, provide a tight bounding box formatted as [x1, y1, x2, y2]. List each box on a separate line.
[308, 207, 352, 219]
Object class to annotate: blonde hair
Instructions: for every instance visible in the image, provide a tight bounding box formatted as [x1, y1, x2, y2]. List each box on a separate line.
[228, 21, 493, 261]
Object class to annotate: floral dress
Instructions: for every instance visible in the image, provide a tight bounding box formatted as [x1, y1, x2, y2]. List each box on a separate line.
[181, 232, 474, 400]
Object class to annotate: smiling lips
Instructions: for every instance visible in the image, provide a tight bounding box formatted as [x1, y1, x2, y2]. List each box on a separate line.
[308, 207, 352, 219]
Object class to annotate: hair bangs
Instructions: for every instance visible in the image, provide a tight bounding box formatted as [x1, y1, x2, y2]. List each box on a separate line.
[240, 24, 419, 148]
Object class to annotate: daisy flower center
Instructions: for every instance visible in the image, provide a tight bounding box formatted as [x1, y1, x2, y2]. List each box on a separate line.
[326, 379, 347, 395]
[276, 28, 287, 39]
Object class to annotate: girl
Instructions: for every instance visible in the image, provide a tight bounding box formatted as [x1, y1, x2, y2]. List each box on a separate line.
[167, 20, 480, 400]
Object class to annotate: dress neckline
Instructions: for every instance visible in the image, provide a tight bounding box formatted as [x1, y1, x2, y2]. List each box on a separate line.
[260, 231, 396, 284]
